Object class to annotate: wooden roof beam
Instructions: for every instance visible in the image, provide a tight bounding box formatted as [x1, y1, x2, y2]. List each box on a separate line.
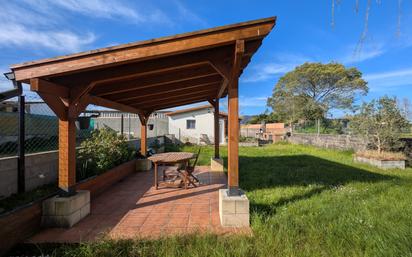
[89, 96, 142, 114]
[109, 75, 222, 102]
[92, 65, 219, 96]
[119, 83, 220, 105]
[127, 87, 218, 107]
[135, 95, 215, 111]
[12, 18, 276, 81]
[30, 78, 69, 99]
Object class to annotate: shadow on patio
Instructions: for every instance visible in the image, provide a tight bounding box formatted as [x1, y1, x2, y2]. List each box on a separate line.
[27, 166, 245, 243]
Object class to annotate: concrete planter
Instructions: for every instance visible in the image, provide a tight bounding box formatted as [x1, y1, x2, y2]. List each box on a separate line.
[136, 159, 152, 171]
[354, 156, 406, 170]
[42, 190, 90, 228]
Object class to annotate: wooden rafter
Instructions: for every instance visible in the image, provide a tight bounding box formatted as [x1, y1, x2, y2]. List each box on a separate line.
[89, 96, 142, 114]
[129, 88, 218, 107]
[108, 75, 222, 102]
[93, 65, 218, 96]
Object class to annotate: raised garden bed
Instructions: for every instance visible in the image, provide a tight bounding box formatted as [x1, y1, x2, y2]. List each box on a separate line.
[76, 159, 137, 198]
[0, 190, 57, 256]
[354, 151, 406, 170]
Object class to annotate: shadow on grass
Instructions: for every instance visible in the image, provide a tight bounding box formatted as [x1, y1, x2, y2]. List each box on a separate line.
[235, 155, 395, 215]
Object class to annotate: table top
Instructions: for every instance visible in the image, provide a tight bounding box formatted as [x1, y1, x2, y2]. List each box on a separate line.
[148, 152, 195, 164]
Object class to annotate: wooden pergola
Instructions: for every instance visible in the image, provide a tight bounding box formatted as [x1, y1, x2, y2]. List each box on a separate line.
[8, 17, 276, 195]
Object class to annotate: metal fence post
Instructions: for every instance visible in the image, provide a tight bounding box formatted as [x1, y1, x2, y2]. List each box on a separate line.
[121, 114, 124, 136]
[18, 94, 25, 193]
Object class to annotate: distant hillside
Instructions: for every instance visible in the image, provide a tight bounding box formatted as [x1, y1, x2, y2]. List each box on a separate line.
[240, 115, 255, 124]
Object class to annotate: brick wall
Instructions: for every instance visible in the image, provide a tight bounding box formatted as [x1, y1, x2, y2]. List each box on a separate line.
[288, 133, 366, 151]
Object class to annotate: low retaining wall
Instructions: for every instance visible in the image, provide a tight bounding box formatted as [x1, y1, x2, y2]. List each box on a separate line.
[0, 193, 55, 256]
[288, 133, 366, 151]
[76, 159, 136, 198]
[0, 159, 137, 255]
[354, 156, 406, 170]
[0, 137, 164, 199]
[0, 151, 58, 198]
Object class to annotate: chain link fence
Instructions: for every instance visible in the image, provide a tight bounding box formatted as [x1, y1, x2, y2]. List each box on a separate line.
[0, 95, 92, 157]
[0, 94, 171, 157]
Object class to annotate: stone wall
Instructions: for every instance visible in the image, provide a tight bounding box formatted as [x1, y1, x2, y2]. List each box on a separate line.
[288, 133, 366, 151]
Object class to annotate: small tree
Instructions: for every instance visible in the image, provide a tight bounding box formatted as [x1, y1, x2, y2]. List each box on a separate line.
[350, 96, 409, 153]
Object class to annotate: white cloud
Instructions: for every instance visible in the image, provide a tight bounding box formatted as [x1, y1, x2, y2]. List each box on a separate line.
[364, 68, 412, 92]
[174, 0, 208, 27]
[239, 96, 268, 108]
[242, 53, 311, 83]
[0, 1, 97, 53]
[0, 23, 95, 53]
[24, 0, 172, 25]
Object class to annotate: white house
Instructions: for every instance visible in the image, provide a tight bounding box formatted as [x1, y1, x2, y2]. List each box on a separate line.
[168, 105, 227, 144]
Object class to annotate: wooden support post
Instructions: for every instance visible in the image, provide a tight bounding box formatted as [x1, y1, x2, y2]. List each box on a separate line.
[141, 122, 147, 156]
[58, 118, 76, 194]
[213, 99, 220, 159]
[227, 40, 244, 196]
[139, 113, 151, 157]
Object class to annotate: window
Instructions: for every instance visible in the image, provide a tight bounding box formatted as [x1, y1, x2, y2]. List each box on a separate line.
[186, 119, 196, 129]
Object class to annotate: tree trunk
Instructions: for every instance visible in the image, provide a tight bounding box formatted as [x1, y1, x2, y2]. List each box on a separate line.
[377, 135, 382, 153]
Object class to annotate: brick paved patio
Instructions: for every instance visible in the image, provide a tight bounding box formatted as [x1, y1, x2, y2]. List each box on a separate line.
[28, 166, 249, 243]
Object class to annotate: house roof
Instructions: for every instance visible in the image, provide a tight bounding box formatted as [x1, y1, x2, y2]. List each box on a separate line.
[166, 105, 213, 116]
[11, 17, 276, 115]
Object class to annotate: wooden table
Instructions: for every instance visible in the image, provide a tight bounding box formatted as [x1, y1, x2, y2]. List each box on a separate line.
[148, 152, 195, 189]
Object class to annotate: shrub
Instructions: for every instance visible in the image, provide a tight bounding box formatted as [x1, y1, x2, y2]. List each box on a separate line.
[355, 150, 407, 161]
[77, 128, 135, 181]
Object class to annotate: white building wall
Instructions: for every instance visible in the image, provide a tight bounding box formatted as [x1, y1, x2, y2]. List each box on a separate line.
[168, 108, 225, 144]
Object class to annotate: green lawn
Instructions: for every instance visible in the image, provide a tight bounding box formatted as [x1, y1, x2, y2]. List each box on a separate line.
[15, 143, 412, 257]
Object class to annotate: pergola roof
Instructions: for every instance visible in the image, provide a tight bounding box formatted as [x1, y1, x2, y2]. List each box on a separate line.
[10, 17, 276, 115]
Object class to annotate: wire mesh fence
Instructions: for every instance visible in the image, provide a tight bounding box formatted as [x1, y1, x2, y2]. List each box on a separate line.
[0, 94, 171, 157]
[0, 95, 90, 157]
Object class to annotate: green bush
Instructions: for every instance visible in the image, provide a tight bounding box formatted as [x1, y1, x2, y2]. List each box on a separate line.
[77, 128, 135, 181]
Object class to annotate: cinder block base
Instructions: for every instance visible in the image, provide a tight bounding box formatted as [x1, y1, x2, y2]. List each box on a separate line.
[136, 159, 152, 171]
[211, 158, 224, 172]
[42, 190, 90, 228]
[219, 189, 249, 227]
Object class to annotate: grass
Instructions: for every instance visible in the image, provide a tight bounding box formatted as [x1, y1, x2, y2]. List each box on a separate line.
[12, 143, 412, 257]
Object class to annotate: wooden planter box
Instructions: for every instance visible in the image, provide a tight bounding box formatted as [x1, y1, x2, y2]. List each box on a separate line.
[0, 192, 56, 256]
[354, 156, 406, 170]
[76, 159, 136, 198]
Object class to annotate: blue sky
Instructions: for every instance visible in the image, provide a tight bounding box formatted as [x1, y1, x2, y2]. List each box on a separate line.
[0, 0, 411, 116]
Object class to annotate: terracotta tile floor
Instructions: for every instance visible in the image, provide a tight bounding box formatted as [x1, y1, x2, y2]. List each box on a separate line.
[28, 166, 250, 243]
